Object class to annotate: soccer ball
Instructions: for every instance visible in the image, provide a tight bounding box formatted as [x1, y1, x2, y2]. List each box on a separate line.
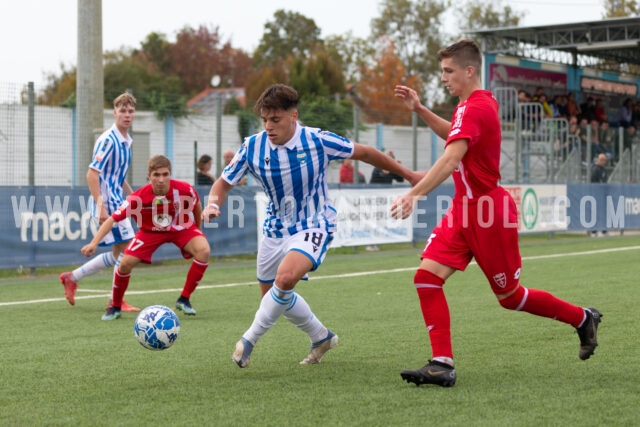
[133, 305, 180, 350]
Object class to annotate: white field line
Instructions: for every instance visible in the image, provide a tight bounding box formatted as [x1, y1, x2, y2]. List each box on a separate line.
[1, 245, 638, 307]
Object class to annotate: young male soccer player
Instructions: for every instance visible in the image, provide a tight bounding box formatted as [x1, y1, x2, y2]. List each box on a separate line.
[81, 155, 210, 320]
[60, 92, 139, 312]
[202, 84, 421, 368]
[391, 39, 602, 387]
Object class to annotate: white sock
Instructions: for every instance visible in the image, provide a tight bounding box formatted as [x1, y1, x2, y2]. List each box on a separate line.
[243, 284, 292, 345]
[71, 252, 116, 282]
[432, 356, 454, 367]
[283, 293, 328, 343]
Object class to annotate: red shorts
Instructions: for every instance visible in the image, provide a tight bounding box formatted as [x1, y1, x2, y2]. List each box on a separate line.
[124, 227, 205, 264]
[422, 187, 522, 294]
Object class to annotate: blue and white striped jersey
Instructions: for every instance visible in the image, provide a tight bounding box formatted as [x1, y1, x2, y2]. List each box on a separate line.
[88, 123, 132, 216]
[223, 123, 354, 237]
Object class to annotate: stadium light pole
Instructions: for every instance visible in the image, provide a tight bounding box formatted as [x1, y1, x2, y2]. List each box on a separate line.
[76, 0, 104, 186]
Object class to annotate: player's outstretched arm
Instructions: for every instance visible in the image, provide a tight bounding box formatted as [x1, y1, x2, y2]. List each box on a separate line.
[202, 178, 233, 222]
[390, 140, 468, 220]
[351, 144, 423, 186]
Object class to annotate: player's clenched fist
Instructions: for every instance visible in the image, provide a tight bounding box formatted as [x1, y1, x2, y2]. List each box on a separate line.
[202, 203, 221, 222]
[81, 243, 97, 258]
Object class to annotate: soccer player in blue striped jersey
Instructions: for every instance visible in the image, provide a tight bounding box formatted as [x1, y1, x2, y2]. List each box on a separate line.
[59, 93, 139, 312]
[203, 84, 422, 368]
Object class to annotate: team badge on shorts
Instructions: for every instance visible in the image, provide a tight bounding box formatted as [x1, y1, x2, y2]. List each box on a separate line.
[493, 272, 507, 289]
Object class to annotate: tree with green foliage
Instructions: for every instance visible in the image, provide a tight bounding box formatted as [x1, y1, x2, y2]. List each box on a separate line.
[252, 9, 323, 67]
[325, 31, 376, 84]
[38, 64, 76, 106]
[371, 0, 450, 103]
[299, 97, 354, 138]
[460, 0, 523, 32]
[289, 49, 345, 100]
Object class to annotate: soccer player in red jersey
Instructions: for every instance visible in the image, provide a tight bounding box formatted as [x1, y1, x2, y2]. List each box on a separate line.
[391, 39, 602, 387]
[81, 155, 210, 320]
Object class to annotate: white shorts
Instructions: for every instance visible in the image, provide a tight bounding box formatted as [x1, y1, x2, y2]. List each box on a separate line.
[257, 228, 333, 284]
[90, 216, 135, 247]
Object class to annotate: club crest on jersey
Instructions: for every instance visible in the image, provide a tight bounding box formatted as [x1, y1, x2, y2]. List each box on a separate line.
[296, 151, 308, 164]
[153, 214, 172, 228]
[493, 272, 507, 288]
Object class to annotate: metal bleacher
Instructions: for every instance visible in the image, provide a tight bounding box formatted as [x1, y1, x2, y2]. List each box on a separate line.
[493, 87, 578, 184]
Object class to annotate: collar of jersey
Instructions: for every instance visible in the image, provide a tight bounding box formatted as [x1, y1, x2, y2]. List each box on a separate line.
[110, 123, 133, 148]
[267, 122, 302, 151]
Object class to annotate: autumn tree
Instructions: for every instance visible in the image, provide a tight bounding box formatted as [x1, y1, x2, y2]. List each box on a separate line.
[38, 64, 76, 106]
[603, 0, 639, 17]
[356, 38, 422, 125]
[169, 25, 232, 95]
[371, 0, 449, 103]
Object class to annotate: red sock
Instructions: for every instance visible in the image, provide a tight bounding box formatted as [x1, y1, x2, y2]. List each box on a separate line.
[112, 270, 131, 308]
[500, 286, 585, 328]
[414, 269, 452, 359]
[181, 259, 208, 298]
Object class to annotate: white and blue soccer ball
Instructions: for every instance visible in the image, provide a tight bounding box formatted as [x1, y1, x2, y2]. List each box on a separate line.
[133, 305, 180, 350]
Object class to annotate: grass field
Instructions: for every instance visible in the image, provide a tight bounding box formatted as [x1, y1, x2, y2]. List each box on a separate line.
[1, 234, 639, 426]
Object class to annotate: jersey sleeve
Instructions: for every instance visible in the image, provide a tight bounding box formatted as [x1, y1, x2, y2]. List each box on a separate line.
[317, 130, 354, 161]
[222, 141, 249, 185]
[89, 136, 115, 172]
[446, 104, 481, 149]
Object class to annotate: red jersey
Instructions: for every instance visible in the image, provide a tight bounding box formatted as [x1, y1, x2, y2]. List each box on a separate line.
[113, 180, 200, 232]
[446, 90, 501, 201]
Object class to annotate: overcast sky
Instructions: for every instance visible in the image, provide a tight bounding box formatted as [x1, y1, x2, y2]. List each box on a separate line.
[1, 0, 603, 87]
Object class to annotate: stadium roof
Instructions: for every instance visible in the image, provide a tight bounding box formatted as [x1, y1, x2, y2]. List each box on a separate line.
[468, 17, 640, 73]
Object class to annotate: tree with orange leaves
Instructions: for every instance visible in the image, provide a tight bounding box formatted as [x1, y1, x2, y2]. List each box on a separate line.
[355, 38, 422, 126]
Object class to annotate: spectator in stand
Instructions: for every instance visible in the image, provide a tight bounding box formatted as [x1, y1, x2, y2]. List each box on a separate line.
[557, 116, 580, 160]
[566, 92, 581, 121]
[531, 86, 545, 102]
[553, 94, 569, 119]
[339, 158, 366, 184]
[196, 154, 215, 186]
[617, 98, 634, 128]
[623, 125, 637, 153]
[589, 119, 608, 161]
[580, 96, 596, 122]
[517, 89, 531, 103]
[370, 151, 405, 184]
[590, 153, 608, 183]
[537, 93, 554, 118]
[594, 98, 607, 124]
[598, 121, 615, 161]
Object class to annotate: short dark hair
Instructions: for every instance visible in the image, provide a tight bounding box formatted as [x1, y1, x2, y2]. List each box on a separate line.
[197, 154, 212, 170]
[253, 84, 299, 115]
[437, 39, 482, 74]
[148, 154, 172, 174]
